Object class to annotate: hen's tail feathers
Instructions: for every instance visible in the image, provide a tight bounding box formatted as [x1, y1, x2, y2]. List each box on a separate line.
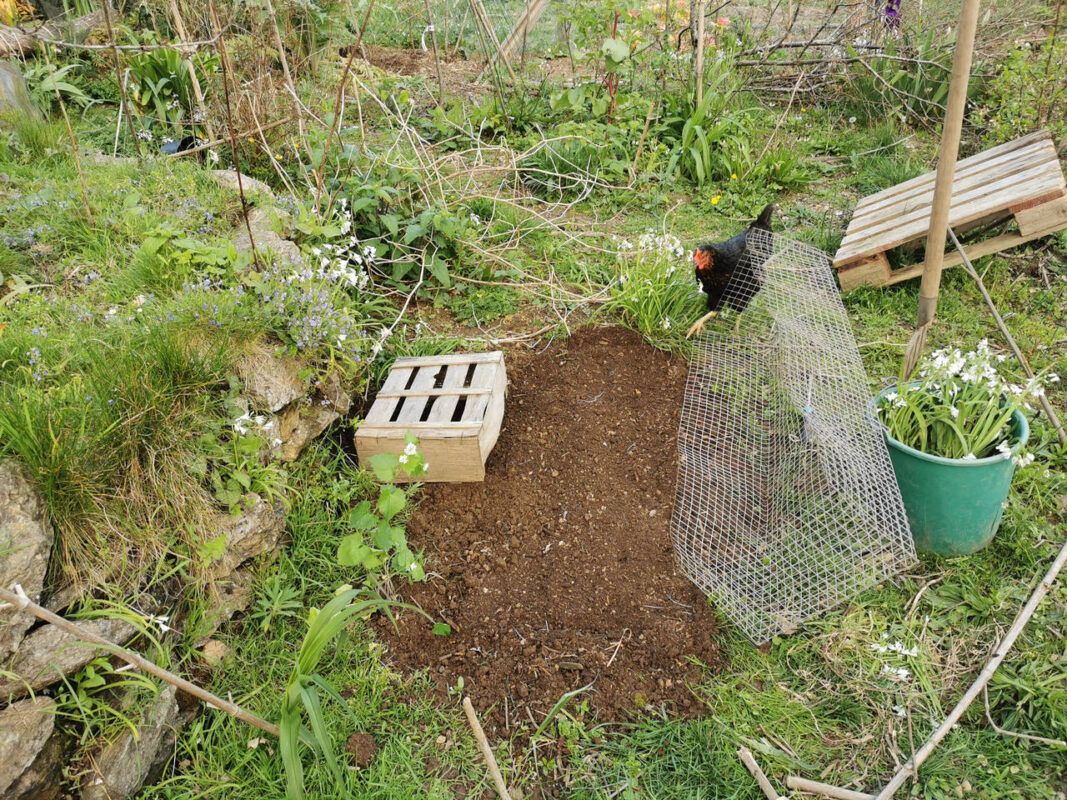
[753, 203, 775, 231]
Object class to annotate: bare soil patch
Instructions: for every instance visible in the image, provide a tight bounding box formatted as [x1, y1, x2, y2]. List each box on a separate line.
[379, 326, 722, 736]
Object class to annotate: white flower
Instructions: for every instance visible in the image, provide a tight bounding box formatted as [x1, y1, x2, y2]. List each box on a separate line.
[208, 149, 220, 164]
[146, 614, 173, 634]
[398, 454, 409, 464]
[949, 406, 959, 418]
[422, 462, 429, 471]
[996, 441, 1011, 458]
[404, 442, 418, 456]
[1012, 452, 1035, 468]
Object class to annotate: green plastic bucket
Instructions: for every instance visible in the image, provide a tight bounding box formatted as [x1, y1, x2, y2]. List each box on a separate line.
[874, 385, 1029, 557]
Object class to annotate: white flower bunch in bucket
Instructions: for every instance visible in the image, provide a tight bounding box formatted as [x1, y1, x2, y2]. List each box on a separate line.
[876, 340, 1057, 463]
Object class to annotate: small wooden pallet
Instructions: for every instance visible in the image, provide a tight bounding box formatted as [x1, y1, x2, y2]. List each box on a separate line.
[833, 130, 1067, 290]
[355, 352, 507, 483]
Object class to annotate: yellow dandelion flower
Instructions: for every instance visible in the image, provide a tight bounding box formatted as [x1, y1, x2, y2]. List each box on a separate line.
[731, 173, 737, 180]
[711, 195, 722, 205]
[275, 153, 282, 160]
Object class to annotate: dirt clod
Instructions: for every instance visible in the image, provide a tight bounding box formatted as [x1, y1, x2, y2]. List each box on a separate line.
[380, 327, 722, 734]
[344, 732, 377, 768]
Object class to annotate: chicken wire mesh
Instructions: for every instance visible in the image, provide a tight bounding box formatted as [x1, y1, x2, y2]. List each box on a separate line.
[671, 229, 916, 644]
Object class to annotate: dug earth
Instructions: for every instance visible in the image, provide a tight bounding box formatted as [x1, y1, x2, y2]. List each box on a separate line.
[379, 326, 722, 735]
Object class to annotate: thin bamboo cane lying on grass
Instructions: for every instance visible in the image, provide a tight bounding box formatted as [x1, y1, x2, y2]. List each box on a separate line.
[0, 585, 279, 737]
[791, 532, 1067, 800]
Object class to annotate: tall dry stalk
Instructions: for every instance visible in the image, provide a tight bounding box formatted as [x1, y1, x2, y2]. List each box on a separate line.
[209, 0, 261, 269]
[100, 3, 143, 158]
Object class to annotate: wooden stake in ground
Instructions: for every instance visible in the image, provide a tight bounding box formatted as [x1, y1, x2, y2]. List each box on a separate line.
[99, 2, 143, 159]
[262, 0, 305, 139]
[42, 48, 93, 223]
[166, 0, 216, 141]
[693, 0, 705, 106]
[462, 696, 513, 800]
[422, 0, 445, 105]
[209, 1, 261, 268]
[947, 225, 1067, 446]
[900, 0, 980, 380]
[0, 585, 279, 737]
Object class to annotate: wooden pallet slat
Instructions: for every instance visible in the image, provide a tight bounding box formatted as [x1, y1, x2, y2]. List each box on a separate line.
[832, 131, 1067, 288]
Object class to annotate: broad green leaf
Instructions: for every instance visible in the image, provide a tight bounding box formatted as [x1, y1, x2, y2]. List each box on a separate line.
[367, 452, 397, 482]
[337, 534, 371, 567]
[377, 486, 406, 520]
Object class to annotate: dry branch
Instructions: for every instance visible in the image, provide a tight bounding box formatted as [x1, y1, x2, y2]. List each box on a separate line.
[462, 696, 513, 800]
[0, 7, 111, 58]
[0, 585, 279, 737]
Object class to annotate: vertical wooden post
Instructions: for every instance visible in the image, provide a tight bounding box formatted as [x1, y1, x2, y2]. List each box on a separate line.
[166, 0, 215, 141]
[262, 0, 305, 138]
[100, 3, 143, 158]
[694, 0, 705, 105]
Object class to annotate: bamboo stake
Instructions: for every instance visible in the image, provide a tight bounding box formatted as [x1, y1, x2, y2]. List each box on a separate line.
[313, 0, 378, 209]
[209, 1, 261, 269]
[42, 47, 93, 224]
[0, 586, 279, 737]
[738, 746, 783, 800]
[100, 2, 143, 159]
[694, 0, 705, 106]
[786, 776, 874, 800]
[262, 0, 305, 139]
[422, 0, 445, 105]
[166, 0, 215, 141]
[869, 535, 1067, 799]
[947, 226, 1067, 446]
[462, 696, 512, 800]
[900, 0, 980, 380]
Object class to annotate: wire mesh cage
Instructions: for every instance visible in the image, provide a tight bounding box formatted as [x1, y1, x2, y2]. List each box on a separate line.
[671, 229, 916, 644]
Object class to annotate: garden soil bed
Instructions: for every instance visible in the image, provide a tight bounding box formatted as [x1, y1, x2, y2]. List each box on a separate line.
[378, 326, 722, 736]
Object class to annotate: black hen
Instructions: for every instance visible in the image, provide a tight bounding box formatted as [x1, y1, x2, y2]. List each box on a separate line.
[686, 203, 775, 338]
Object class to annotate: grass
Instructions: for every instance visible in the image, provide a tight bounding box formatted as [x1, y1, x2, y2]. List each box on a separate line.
[1, 17, 1066, 800]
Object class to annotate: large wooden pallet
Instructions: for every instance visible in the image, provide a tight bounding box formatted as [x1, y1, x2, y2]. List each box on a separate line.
[355, 352, 507, 483]
[833, 131, 1067, 290]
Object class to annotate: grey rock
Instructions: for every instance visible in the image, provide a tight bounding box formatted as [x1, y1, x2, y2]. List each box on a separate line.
[237, 206, 301, 264]
[277, 403, 340, 462]
[0, 462, 54, 662]
[237, 350, 308, 412]
[6, 729, 67, 800]
[81, 686, 180, 800]
[209, 169, 274, 200]
[0, 617, 138, 702]
[209, 494, 286, 580]
[0, 62, 41, 123]
[196, 566, 257, 644]
[0, 697, 55, 797]
[87, 152, 138, 166]
[321, 372, 352, 415]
